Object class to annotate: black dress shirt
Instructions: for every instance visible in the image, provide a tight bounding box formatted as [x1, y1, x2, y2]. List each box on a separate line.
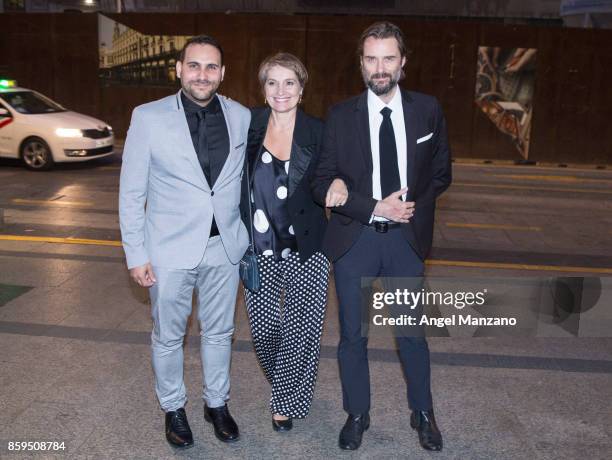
[181, 91, 230, 237]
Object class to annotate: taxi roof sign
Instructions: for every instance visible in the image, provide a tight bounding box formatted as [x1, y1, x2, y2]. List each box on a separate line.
[0, 79, 17, 88]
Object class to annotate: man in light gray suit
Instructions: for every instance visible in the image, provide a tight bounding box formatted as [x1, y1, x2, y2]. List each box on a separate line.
[119, 35, 250, 449]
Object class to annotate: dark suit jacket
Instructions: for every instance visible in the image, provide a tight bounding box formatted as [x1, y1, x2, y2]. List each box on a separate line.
[240, 107, 327, 263]
[311, 89, 452, 262]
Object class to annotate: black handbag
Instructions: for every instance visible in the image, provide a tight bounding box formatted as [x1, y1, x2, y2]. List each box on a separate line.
[239, 157, 261, 292]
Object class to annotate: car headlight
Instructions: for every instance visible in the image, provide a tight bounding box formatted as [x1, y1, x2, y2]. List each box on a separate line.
[55, 128, 83, 138]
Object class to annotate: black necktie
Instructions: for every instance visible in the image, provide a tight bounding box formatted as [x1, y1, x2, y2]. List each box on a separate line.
[379, 107, 401, 198]
[196, 109, 212, 185]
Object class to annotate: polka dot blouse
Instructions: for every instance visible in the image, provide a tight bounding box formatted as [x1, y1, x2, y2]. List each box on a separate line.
[251, 149, 298, 260]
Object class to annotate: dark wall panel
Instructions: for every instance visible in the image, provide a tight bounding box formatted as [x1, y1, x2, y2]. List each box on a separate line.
[242, 15, 306, 108]
[4, 15, 55, 98]
[411, 21, 478, 157]
[304, 15, 373, 118]
[197, 14, 252, 105]
[53, 14, 99, 117]
[528, 27, 558, 163]
[1, 13, 611, 165]
[553, 28, 593, 163]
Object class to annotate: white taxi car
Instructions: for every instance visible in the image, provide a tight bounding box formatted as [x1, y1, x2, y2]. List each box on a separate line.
[0, 79, 114, 170]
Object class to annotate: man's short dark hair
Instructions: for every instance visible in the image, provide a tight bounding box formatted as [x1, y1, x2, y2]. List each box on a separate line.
[178, 35, 224, 65]
[357, 22, 408, 58]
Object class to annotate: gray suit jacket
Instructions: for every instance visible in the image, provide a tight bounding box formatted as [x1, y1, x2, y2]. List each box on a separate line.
[119, 90, 251, 270]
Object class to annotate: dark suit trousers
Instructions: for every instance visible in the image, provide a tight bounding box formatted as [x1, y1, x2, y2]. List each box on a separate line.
[333, 225, 433, 414]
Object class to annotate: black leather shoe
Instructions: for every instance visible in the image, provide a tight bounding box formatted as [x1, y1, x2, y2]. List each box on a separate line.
[272, 416, 293, 432]
[410, 410, 443, 451]
[338, 413, 370, 450]
[204, 404, 240, 443]
[165, 408, 194, 448]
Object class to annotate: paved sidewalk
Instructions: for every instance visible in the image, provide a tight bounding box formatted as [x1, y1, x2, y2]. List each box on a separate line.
[1, 156, 611, 459]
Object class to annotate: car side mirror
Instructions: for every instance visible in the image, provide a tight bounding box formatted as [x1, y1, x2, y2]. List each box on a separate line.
[0, 108, 10, 116]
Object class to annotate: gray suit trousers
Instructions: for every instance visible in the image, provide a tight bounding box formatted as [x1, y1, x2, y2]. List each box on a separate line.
[149, 236, 238, 411]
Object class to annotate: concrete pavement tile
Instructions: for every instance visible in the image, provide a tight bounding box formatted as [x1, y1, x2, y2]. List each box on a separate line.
[0, 287, 112, 325]
[0, 289, 69, 323]
[36, 342, 152, 408]
[500, 370, 612, 445]
[426, 337, 612, 361]
[57, 263, 132, 291]
[114, 301, 154, 332]
[428, 366, 541, 459]
[57, 296, 142, 329]
[0, 400, 100, 454]
[0, 258, 86, 287]
[533, 441, 610, 460]
[0, 334, 74, 366]
[0, 360, 59, 431]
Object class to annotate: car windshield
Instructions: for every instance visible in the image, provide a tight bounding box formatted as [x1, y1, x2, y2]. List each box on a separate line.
[1, 91, 66, 114]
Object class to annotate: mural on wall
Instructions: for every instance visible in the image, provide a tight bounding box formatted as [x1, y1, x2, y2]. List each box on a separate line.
[98, 14, 190, 86]
[475, 47, 537, 159]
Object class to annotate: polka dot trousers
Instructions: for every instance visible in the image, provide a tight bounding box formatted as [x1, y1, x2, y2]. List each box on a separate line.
[244, 251, 330, 418]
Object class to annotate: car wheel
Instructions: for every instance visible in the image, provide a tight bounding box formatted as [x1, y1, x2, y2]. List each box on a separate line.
[21, 137, 54, 171]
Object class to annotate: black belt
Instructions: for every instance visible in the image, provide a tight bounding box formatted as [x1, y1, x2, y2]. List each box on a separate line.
[367, 221, 402, 233]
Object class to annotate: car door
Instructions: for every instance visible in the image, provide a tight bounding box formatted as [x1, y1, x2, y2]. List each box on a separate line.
[0, 101, 17, 157]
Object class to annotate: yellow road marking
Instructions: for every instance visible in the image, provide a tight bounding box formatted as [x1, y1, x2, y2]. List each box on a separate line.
[454, 160, 610, 172]
[12, 198, 94, 207]
[426, 259, 612, 274]
[490, 174, 612, 184]
[452, 182, 612, 194]
[0, 235, 121, 247]
[446, 223, 541, 231]
[1, 235, 610, 274]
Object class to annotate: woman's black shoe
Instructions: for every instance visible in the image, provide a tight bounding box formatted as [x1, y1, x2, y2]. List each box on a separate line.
[272, 417, 293, 432]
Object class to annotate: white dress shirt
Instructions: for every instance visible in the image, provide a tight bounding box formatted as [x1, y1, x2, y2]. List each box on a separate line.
[367, 87, 407, 221]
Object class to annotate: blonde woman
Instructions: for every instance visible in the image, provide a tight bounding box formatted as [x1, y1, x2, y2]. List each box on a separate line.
[240, 53, 330, 432]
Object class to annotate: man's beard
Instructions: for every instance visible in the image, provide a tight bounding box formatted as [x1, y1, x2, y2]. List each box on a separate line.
[182, 79, 220, 104]
[363, 71, 399, 96]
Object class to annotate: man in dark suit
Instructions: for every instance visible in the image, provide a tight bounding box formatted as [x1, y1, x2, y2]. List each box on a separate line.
[311, 22, 452, 452]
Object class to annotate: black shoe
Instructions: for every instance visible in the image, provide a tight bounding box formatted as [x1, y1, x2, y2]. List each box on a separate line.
[204, 404, 240, 443]
[410, 410, 443, 451]
[165, 408, 194, 449]
[338, 413, 370, 450]
[272, 416, 293, 432]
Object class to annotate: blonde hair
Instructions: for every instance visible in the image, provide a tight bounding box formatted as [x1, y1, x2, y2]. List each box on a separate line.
[258, 52, 308, 90]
